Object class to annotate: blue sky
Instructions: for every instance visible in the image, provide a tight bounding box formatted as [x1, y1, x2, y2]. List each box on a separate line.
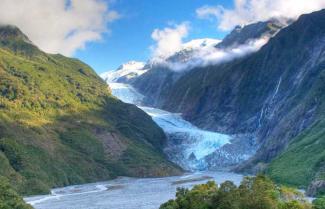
[5, 0, 324, 74]
[75, 0, 233, 74]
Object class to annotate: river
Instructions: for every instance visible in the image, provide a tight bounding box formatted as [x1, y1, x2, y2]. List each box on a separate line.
[25, 171, 244, 209]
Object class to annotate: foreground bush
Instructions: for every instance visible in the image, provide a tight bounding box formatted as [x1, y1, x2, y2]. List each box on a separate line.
[160, 175, 312, 209]
[313, 196, 325, 209]
[0, 177, 33, 209]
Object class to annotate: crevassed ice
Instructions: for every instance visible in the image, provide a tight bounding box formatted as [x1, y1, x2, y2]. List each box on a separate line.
[108, 82, 231, 168]
[140, 106, 230, 160]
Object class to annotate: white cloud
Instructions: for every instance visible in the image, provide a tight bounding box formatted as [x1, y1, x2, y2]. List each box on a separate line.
[196, 0, 325, 30]
[149, 20, 267, 72]
[156, 36, 269, 72]
[149, 21, 269, 72]
[151, 22, 190, 59]
[0, 0, 120, 56]
[196, 5, 222, 20]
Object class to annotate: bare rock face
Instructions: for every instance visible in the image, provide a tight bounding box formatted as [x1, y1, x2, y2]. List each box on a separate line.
[306, 180, 325, 197]
[129, 9, 325, 188]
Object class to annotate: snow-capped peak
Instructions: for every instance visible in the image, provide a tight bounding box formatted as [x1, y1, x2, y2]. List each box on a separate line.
[100, 61, 146, 83]
[116, 61, 146, 71]
[182, 38, 221, 50]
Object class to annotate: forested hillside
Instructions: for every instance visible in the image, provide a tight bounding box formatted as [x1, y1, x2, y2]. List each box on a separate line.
[0, 25, 181, 195]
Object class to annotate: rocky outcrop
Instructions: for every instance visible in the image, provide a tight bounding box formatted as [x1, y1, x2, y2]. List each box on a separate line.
[307, 180, 325, 197]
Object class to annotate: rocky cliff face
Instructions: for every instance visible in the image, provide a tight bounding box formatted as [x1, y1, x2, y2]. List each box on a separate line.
[131, 18, 288, 109]
[129, 10, 325, 189]
[165, 9, 325, 187]
[132, 65, 185, 107]
[215, 19, 290, 49]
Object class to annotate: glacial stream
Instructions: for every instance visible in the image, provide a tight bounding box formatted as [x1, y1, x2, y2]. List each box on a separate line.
[25, 172, 244, 209]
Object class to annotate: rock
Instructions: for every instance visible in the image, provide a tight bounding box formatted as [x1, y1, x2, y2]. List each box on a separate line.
[306, 180, 325, 197]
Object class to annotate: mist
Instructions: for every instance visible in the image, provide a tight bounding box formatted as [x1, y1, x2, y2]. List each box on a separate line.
[151, 36, 270, 72]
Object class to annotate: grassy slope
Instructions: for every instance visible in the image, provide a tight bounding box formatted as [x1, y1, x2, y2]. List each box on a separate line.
[268, 120, 325, 187]
[0, 28, 181, 195]
[267, 62, 325, 188]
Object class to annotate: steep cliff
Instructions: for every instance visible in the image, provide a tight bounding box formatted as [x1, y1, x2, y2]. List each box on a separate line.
[162, 9, 325, 188]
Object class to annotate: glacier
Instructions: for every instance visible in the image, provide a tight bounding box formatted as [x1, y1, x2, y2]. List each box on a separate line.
[109, 82, 231, 170]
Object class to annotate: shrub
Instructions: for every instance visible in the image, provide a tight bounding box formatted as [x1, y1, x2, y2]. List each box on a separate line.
[160, 175, 311, 209]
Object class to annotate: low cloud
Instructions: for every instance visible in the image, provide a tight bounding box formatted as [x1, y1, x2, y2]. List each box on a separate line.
[151, 22, 190, 59]
[0, 0, 120, 56]
[196, 0, 325, 31]
[154, 36, 269, 72]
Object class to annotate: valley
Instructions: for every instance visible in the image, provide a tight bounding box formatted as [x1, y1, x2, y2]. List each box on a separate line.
[0, 2, 324, 209]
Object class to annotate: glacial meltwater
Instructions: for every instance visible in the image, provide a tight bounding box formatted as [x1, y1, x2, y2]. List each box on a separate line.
[25, 171, 244, 209]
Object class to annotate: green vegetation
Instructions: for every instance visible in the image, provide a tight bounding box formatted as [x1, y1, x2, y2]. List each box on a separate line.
[0, 25, 181, 196]
[313, 196, 325, 209]
[268, 120, 325, 187]
[0, 177, 33, 209]
[160, 175, 313, 209]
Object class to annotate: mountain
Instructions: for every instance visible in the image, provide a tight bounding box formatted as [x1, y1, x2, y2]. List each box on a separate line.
[100, 61, 146, 83]
[215, 18, 291, 49]
[130, 18, 289, 108]
[165, 38, 221, 64]
[162, 10, 325, 189]
[114, 10, 325, 192]
[0, 25, 181, 195]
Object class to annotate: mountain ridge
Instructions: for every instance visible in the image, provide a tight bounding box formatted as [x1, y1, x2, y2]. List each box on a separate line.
[163, 9, 325, 189]
[114, 9, 325, 191]
[0, 25, 181, 195]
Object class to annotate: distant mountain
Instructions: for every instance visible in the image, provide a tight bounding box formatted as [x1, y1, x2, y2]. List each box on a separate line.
[164, 38, 221, 64]
[215, 18, 291, 49]
[100, 61, 146, 83]
[0, 25, 181, 196]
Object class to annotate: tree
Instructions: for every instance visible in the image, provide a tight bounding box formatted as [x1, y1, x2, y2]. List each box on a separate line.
[160, 175, 312, 209]
[313, 196, 325, 209]
[0, 177, 33, 209]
